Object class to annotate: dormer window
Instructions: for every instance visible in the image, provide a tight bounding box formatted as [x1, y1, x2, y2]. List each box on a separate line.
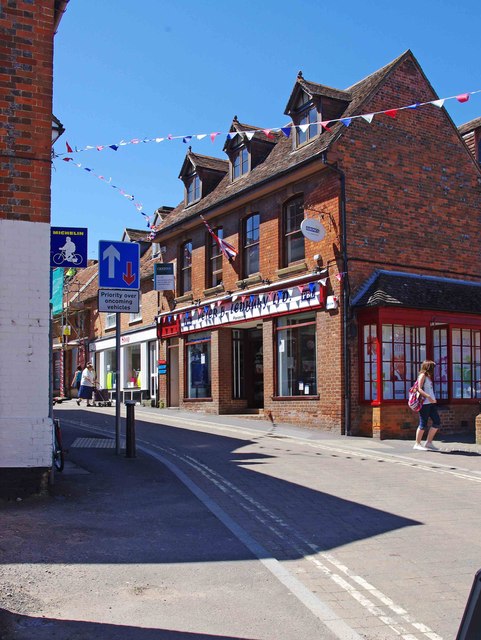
[186, 173, 201, 205]
[297, 104, 319, 146]
[232, 145, 249, 180]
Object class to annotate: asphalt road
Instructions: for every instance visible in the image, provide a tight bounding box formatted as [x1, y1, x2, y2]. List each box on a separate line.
[1, 403, 481, 639]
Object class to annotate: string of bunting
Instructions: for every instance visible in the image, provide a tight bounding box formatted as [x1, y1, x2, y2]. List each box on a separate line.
[162, 267, 349, 323]
[59, 89, 481, 157]
[60, 156, 151, 227]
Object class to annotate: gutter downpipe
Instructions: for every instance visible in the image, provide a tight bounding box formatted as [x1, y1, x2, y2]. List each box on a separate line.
[322, 155, 351, 436]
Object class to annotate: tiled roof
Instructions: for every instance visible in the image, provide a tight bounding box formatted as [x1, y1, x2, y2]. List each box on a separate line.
[297, 77, 352, 103]
[62, 262, 99, 305]
[187, 151, 229, 173]
[152, 50, 411, 238]
[352, 270, 481, 314]
[458, 116, 481, 136]
[123, 228, 151, 243]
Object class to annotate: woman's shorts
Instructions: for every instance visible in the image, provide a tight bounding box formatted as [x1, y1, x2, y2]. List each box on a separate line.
[418, 403, 441, 430]
[78, 385, 94, 400]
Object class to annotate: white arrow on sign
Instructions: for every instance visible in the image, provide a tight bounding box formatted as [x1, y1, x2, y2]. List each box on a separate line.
[102, 244, 121, 278]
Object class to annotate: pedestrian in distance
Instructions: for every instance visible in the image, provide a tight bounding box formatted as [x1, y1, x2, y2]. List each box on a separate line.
[71, 365, 82, 397]
[413, 360, 440, 451]
[77, 362, 96, 407]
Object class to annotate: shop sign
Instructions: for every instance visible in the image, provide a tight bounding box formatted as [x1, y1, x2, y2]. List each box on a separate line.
[154, 263, 175, 291]
[300, 218, 326, 242]
[179, 281, 325, 333]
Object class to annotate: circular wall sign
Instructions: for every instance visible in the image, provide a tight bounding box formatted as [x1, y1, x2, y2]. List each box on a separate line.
[300, 218, 326, 242]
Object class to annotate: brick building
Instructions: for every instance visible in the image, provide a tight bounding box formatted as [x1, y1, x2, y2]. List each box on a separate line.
[0, 1, 69, 495]
[152, 50, 481, 439]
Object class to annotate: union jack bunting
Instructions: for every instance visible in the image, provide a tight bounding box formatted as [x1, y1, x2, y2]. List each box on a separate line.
[200, 215, 238, 262]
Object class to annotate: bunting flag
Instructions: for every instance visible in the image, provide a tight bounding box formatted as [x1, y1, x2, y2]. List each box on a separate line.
[61, 156, 148, 225]
[200, 214, 238, 262]
[56, 88, 481, 157]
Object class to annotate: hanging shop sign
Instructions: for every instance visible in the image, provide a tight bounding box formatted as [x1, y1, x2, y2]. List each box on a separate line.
[159, 281, 326, 335]
[300, 218, 326, 242]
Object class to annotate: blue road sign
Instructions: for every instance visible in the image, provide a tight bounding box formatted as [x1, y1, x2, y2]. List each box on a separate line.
[50, 227, 88, 268]
[98, 241, 140, 289]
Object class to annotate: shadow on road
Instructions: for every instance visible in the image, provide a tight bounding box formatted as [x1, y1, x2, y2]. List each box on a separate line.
[0, 608, 259, 640]
[0, 409, 421, 567]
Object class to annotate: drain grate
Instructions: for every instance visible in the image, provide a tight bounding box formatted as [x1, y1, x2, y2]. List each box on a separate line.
[71, 437, 117, 448]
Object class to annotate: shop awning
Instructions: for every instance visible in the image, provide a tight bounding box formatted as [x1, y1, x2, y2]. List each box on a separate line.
[352, 270, 481, 314]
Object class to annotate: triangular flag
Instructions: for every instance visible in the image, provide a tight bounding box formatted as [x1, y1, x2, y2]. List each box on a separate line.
[167, 134, 173, 140]
[109, 145, 119, 151]
[183, 136, 192, 144]
[384, 109, 397, 118]
[227, 132, 237, 140]
[66, 141, 73, 153]
[340, 118, 352, 127]
[119, 140, 128, 146]
[319, 278, 327, 286]
[210, 132, 220, 143]
[131, 139, 140, 144]
[431, 99, 445, 108]
[320, 121, 333, 132]
[155, 137, 164, 143]
[281, 127, 291, 137]
[245, 131, 255, 140]
[63, 157, 72, 162]
[298, 124, 309, 133]
[309, 282, 316, 293]
[196, 134, 207, 140]
[263, 129, 274, 139]
[362, 114, 375, 123]
[335, 272, 344, 281]
[456, 93, 470, 103]
[96, 145, 104, 151]
[405, 103, 420, 110]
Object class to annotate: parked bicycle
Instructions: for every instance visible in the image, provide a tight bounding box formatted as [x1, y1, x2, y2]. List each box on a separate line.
[53, 418, 64, 472]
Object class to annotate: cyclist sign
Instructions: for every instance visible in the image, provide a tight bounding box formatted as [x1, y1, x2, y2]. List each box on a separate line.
[50, 227, 88, 268]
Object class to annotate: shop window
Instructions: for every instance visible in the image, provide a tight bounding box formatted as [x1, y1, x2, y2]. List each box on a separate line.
[381, 325, 426, 400]
[363, 324, 378, 401]
[124, 344, 141, 388]
[180, 240, 192, 294]
[282, 196, 305, 266]
[451, 328, 481, 399]
[432, 327, 449, 400]
[186, 332, 211, 399]
[242, 213, 260, 277]
[104, 349, 117, 390]
[276, 313, 317, 396]
[207, 226, 223, 288]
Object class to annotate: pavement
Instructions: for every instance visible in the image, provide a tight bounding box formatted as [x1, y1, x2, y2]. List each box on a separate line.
[1, 403, 481, 640]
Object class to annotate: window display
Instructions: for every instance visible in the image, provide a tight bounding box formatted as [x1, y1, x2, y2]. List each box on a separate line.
[186, 332, 211, 398]
[277, 313, 317, 397]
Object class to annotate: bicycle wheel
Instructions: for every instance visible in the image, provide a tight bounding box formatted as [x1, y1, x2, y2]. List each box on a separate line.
[71, 253, 82, 264]
[53, 420, 64, 472]
[52, 252, 65, 265]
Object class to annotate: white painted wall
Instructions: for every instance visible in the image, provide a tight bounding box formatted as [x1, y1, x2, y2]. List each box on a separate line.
[0, 219, 52, 467]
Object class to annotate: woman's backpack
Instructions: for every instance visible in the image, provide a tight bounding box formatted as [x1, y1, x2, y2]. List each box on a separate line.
[408, 380, 424, 412]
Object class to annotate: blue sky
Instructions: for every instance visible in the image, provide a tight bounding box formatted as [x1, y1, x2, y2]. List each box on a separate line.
[52, 0, 481, 259]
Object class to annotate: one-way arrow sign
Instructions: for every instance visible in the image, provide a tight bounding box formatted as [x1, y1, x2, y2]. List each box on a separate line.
[98, 240, 140, 289]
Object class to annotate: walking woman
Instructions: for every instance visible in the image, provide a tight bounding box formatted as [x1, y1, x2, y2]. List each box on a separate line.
[77, 362, 96, 407]
[413, 360, 440, 451]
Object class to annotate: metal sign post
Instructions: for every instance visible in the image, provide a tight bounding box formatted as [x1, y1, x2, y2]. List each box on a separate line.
[115, 313, 121, 455]
[98, 241, 141, 456]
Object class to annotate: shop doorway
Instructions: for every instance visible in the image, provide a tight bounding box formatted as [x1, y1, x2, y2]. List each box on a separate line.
[233, 327, 264, 409]
[167, 338, 179, 407]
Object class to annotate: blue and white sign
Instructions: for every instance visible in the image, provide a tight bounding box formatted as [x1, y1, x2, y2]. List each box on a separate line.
[50, 227, 88, 268]
[98, 241, 140, 289]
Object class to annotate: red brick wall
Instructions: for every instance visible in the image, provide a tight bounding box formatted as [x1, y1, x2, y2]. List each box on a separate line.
[0, 1, 55, 223]
[338, 54, 481, 438]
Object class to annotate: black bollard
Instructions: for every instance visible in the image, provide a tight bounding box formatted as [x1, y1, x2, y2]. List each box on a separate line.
[125, 400, 136, 458]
